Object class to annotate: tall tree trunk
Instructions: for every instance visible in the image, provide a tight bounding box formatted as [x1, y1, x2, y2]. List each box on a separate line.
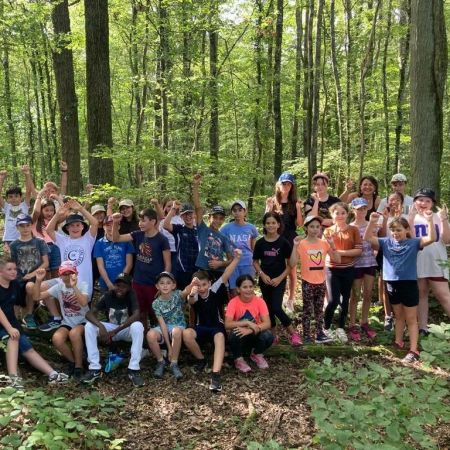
[394, 0, 410, 172]
[209, 0, 219, 171]
[290, 0, 303, 160]
[310, 0, 324, 179]
[410, 0, 447, 198]
[51, 0, 81, 195]
[382, 0, 393, 187]
[344, 0, 352, 177]
[24, 63, 36, 178]
[320, 18, 328, 171]
[84, 0, 114, 185]
[330, 0, 345, 161]
[265, 0, 274, 162]
[272, 0, 284, 179]
[358, 0, 381, 179]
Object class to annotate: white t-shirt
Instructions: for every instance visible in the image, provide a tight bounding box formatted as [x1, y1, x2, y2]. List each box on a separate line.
[159, 215, 184, 252]
[55, 232, 96, 296]
[377, 195, 414, 215]
[2, 202, 29, 241]
[413, 213, 449, 279]
[48, 279, 89, 328]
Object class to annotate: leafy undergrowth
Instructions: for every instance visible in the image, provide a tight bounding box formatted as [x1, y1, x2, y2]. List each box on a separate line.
[0, 387, 124, 449]
[420, 322, 450, 370]
[304, 357, 450, 450]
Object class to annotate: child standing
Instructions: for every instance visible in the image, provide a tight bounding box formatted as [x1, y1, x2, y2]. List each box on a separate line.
[112, 208, 170, 329]
[82, 273, 145, 387]
[290, 216, 340, 343]
[225, 275, 273, 372]
[221, 200, 258, 297]
[146, 272, 195, 380]
[364, 212, 436, 363]
[0, 258, 68, 387]
[163, 201, 199, 290]
[0, 166, 33, 249]
[183, 248, 242, 392]
[253, 212, 301, 346]
[323, 202, 362, 342]
[348, 198, 378, 341]
[10, 214, 49, 329]
[34, 263, 89, 379]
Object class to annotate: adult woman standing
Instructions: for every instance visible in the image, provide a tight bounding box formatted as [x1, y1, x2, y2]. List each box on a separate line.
[266, 172, 303, 312]
[340, 176, 381, 221]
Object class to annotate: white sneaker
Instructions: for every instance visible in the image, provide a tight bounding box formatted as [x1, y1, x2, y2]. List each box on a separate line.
[335, 328, 348, 343]
[323, 329, 335, 342]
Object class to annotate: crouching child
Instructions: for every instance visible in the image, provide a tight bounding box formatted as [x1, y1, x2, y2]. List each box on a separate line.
[82, 273, 145, 387]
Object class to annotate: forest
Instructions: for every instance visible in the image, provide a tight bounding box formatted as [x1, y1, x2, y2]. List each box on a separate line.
[0, 0, 448, 208]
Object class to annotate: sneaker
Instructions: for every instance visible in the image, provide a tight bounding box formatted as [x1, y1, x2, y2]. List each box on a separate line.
[402, 351, 420, 363]
[361, 323, 377, 339]
[104, 353, 124, 373]
[209, 373, 222, 392]
[348, 326, 361, 342]
[316, 331, 333, 344]
[48, 372, 69, 384]
[384, 315, 394, 332]
[9, 375, 24, 389]
[250, 353, 269, 369]
[39, 318, 62, 332]
[153, 360, 167, 379]
[128, 369, 145, 387]
[22, 314, 38, 330]
[289, 331, 302, 347]
[72, 368, 83, 381]
[170, 363, 183, 380]
[303, 336, 313, 344]
[191, 358, 207, 374]
[322, 329, 335, 342]
[65, 362, 75, 377]
[419, 328, 430, 338]
[234, 357, 251, 373]
[81, 369, 102, 384]
[335, 328, 348, 344]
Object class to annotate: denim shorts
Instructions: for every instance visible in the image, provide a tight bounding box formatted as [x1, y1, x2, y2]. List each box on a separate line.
[153, 324, 185, 343]
[47, 243, 62, 271]
[0, 327, 33, 354]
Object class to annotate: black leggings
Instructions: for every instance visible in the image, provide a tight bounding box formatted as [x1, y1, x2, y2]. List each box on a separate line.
[260, 280, 291, 328]
[228, 330, 274, 359]
[324, 267, 355, 329]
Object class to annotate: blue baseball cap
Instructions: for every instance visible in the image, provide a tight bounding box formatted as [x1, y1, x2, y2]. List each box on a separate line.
[351, 198, 369, 209]
[278, 172, 295, 184]
[16, 214, 32, 225]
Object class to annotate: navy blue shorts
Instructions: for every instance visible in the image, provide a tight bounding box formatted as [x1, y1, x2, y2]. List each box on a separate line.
[194, 325, 225, 344]
[47, 243, 62, 271]
[0, 328, 33, 354]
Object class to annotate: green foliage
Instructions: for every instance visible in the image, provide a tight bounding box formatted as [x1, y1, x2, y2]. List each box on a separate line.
[420, 322, 450, 370]
[0, 387, 125, 449]
[304, 357, 450, 449]
[246, 441, 285, 450]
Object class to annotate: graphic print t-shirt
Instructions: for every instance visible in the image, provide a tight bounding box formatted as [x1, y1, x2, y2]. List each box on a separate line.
[225, 295, 269, 325]
[10, 237, 49, 280]
[48, 280, 89, 328]
[298, 239, 330, 284]
[252, 236, 292, 279]
[96, 290, 139, 325]
[55, 232, 96, 296]
[131, 231, 170, 285]
[2, 202, 29, 241]
[195, 221, 232, 271]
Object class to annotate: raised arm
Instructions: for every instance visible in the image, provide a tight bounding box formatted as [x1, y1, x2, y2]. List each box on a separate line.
[339, 179, 355, 203]
[295, 199, 304, 227]
[364, 213, 380, 251]
[21, 165, 35, 205]
[221, 249, 242, 285]
[46, 203, 69, 241]
[69, 199, 99, 238]
[192, 173, 203, 225]
[59, 161, 68, 196]
[437, 205, 450, 244]
[420, 210, 436, 248]
[32, 190, 45, 222]
[107, 197, 117, 217]
[163, 201, 180, 232]
[112, 213, 133, 242]
[150, 198, 164, 220]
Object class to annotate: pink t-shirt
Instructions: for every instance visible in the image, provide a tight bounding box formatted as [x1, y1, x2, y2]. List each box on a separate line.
[226, 295, 269, 325]
[297, 238, 330, 284]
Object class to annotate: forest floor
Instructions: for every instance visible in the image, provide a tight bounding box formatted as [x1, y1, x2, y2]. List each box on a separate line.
[1, 303, 449, 450]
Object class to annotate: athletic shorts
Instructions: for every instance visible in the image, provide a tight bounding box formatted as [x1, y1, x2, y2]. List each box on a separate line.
[194, 325, 226, 344]
[0, 328, 33, 354]
[153, 324, 185, 343]
[354, 266, 377, 279]
[385, 280, 419, 307]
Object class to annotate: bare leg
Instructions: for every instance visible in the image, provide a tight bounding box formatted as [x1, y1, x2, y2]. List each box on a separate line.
[287, 266, 297, 305]
[22, 349, 54, 376]
[350, 278, 363, 327]
[212, 332, 225, 373]
[52, 327, 74, 362]
[146, 330, 163, 360]
[24, 282, 36, 315]
[6, 337, 19, 375]
[417, 278, 429, 330]
[391, 304, 405, 346]
[429, 280, 450, 318]
[69, 325, 85, 368]
[361, 274, 375, 324]
[182, 328, 204, 359]
[403, 305, 419, 353]
[379, 276, 391, 316]
[170, 327, 183, 362]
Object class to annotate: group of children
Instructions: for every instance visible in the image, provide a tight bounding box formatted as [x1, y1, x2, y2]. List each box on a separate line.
[1, 165, 449, 392]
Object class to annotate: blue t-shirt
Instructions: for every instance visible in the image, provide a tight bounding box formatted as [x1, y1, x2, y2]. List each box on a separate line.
[131, 231, 170, 285]
[93, 237, 135, 290]
[195, 221, 232, 272]
[378, 237, 422, 281]
[220, 222, 258, 266]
